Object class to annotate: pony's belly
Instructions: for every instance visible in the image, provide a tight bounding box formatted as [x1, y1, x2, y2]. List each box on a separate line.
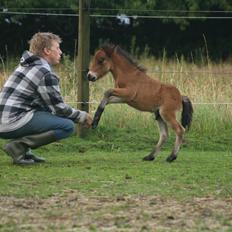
[127, 101, 157, 112]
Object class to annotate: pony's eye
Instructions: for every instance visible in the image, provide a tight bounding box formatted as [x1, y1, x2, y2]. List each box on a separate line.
[98, 58, 105, 65]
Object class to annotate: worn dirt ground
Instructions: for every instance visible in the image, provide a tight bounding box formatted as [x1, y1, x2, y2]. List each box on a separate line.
[0, 190, 232, 232]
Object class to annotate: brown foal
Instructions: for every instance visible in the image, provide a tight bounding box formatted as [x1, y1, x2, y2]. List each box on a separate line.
[87, 44, 193, 162]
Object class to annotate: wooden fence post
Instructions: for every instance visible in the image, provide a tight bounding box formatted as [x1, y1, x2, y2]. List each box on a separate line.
[77, 0, 90, 137]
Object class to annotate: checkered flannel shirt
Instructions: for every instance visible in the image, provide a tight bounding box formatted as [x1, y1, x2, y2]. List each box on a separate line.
[0, 51, 87, 132]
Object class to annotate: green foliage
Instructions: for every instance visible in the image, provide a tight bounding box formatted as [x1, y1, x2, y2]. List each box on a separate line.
[1, 0, 232, 59]
[1, 0, 76, 8]
[90, 0, 232, 28]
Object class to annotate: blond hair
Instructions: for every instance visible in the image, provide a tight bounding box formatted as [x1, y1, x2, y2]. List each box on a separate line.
[29, 32, 62, 57]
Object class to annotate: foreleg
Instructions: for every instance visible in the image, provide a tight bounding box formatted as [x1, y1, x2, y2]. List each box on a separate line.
[92, 88, 127, 129]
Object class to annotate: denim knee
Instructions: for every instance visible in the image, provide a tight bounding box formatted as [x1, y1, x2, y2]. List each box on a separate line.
[55, 119, 75, 139]
[64, 119, 75, 135]
[54, 119, 75, 140]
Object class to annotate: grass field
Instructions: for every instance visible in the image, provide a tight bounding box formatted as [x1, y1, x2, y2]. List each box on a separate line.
[0, 136, 232, 231]
[0, 55, 232, 231]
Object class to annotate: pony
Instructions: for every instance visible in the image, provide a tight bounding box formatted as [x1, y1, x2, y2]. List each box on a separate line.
[87, 44, 193, 162]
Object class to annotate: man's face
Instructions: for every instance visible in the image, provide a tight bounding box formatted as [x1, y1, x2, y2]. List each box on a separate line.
[44, 40, 62, 65]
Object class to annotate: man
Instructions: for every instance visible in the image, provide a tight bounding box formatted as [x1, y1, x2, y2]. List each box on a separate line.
[0, 32, 93, 165]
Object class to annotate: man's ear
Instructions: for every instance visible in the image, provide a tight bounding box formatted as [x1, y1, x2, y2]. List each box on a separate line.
[43, 47, 50, 56]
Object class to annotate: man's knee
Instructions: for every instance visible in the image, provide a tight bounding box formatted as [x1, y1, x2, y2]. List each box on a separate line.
[52, 118, 76, 140]
[63, 119, 75, 136]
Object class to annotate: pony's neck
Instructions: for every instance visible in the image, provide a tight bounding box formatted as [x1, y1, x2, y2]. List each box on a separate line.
[111, 54, 138, 81]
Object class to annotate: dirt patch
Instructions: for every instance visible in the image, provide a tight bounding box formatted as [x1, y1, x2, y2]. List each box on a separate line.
[0, 190, 232, 231]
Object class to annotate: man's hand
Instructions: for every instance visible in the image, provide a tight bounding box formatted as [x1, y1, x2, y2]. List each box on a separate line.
[83, 113, 93, 128]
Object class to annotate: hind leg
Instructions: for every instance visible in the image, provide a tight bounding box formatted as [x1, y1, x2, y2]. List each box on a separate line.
[160, 109, 185, 162]
[143, 111, 168, 161]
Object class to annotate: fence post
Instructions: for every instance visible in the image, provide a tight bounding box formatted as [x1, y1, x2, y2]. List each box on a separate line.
[77, 0, 90, 137]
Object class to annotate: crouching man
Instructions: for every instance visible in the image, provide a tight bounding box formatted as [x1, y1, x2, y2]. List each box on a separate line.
[0, 32, 93, 164]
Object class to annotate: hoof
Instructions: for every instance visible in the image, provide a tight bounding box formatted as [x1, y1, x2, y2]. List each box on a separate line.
[143, 155, 155, 161]
[166, 155, 177, 163]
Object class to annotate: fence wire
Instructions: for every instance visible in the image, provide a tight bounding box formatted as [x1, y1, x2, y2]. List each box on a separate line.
[2, 10, 232, 19]
[67, 101, 232, 105]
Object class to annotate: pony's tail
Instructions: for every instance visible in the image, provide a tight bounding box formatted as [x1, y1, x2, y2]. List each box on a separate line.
[181, 96, 193, 131]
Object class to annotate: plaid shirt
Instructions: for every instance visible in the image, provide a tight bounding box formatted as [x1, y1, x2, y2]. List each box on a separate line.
[0, 51, 87, 132]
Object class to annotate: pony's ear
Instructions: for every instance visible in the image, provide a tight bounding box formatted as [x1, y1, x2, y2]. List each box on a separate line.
[101, 43, 117, 57]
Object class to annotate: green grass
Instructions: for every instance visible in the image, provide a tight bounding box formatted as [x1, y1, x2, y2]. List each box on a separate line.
[1, 108, 231, 231]
[0, 102, 231, 200]
[0, 136, 231, 199]
[1, 134, 232, 231]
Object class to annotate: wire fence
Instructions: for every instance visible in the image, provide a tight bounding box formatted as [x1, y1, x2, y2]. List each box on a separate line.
[76, 68, 232, 76]
[3, 7, 232, 12]
[2, 7, 232, 13]
[67, 101, 232, 105]
[2, 8, 232, 19]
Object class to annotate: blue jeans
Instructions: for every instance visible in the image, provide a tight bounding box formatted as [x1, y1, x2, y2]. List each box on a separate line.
[0, 111, 75, 140]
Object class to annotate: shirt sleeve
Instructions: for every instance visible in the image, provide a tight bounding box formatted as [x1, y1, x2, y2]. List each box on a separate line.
[37, 72, 87, 123]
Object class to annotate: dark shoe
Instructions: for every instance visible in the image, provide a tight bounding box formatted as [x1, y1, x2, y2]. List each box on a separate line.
[3, 142, 27, 164]
[25, 150, 46, 163]
[4, 143, 35, 165]
[3, 131, 56, 164]
[13, 158, 35, 165]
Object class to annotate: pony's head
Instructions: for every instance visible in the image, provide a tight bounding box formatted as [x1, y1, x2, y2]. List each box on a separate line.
[87, 43, 116, 82]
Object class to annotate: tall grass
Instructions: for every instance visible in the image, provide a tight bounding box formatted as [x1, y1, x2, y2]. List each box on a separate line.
[0, 54, 231, 149]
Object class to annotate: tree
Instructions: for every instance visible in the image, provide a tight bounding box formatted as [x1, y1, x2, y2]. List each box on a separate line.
[1, 0, 232, 60]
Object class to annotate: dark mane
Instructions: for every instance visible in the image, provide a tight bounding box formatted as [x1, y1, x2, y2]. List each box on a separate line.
[101, 43, 147, 73]
[100, 43, 116, 57]
[116, 46, 147, 73]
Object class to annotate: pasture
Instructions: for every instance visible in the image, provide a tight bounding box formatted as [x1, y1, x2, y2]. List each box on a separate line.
[0, 138, 231, 231]
[0, 55, 232, 231]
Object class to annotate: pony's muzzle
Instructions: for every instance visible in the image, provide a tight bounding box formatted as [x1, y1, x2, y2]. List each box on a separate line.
[87, 71, 97, 82]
